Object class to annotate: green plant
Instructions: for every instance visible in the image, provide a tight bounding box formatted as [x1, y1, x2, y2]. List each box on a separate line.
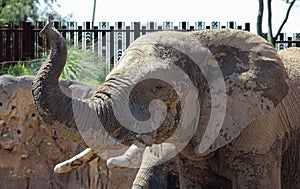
[61, 47, 106, 84]
[27, 59, 45, 75]
[1, 47, 107, 85]
[7, 62, 29, 76]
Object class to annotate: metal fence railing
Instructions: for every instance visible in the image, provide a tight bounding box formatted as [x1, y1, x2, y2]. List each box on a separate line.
[1, 21, 299, 71]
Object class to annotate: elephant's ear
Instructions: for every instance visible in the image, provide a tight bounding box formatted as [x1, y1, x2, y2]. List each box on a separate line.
[192, 29, 289, 155]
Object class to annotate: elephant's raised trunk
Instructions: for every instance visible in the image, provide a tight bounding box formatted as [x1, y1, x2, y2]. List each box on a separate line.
[32, 21, 85, 143]
[38, 20, 67, 85]
[32, 21, 167, 149]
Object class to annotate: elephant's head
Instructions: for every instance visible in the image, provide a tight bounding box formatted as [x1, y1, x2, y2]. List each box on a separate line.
[32, 21, 289, 186]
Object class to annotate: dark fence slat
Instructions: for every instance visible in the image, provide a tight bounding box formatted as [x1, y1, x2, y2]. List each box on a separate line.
[5, 29, 11, 62]
[13, 28, 20, 61]
[0, 29, 3, 63]
[23, 21, 34, 60]
[134, 22, 140, 40]
[85, 22, 92, 48]
[93, 25, 99, 57]
[62, 25, 67, 39]
[78, 26, 83, 48]
[126, 26, 130, 49]
[117, 22, 123, 62]
[142, 26, 146, 35]
[245, 23, 250, 31]
[110, 26, 114, 70]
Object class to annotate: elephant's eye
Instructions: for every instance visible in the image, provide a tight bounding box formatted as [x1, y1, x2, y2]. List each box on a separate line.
[155, 85, 163, 90]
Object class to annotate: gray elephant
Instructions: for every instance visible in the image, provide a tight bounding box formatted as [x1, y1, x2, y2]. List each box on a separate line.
[32, 20, 300, 189]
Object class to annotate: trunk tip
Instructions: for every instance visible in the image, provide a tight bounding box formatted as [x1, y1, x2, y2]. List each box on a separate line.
[39, 19, 53, 37]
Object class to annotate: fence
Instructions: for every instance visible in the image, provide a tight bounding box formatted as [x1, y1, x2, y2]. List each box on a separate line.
[0, 21, 299, 71]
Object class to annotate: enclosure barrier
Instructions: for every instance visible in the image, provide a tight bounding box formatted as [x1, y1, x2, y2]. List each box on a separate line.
[0, 21, 299, 71]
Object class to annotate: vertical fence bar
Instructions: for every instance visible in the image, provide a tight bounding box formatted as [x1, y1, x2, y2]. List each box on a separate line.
[126, 26, 131, 49]
[163, 22, 173, 30]
[121, 22, 126, 55]
[147, 22, 156, 34]
[179, 21, 188, 30]
[134, 22, 141, 40]
[78, 26, 83, 49]
[99, 22, 106, 64]
[69, 22, 75, 47]
[23, 21, 34, 61]
[288, 37, 292, 48]
[0, 28, 3, 63]
[13, 27, 20, 61]
[62, 25, 67, 39]
[245, 23, 250, 31]
[109, 26, 114, 70]
[211, 21, 220, 29]
[141, 26, 146, 35]
[93, 25, 98, 56]
[5, 28, 11, 62]
[37, 21, 44, 58]
[85, 22, 91, 50]
[53, 21, 59, 29]
[115, 22, 124, 65]
[104, 30, 109, 72]
[294, 33, 300, 47]
[100, 22, 110, 72]
[195, 21, 205, 30]
[228, 21, 236, 29]
[130, 23, 134, 44]
[277, 33, 286, 51]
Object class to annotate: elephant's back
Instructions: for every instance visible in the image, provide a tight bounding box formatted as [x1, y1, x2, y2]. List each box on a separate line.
[278, 47, 300, 131]
[278, 47, 300, 189]
[279, 47, 300, 85]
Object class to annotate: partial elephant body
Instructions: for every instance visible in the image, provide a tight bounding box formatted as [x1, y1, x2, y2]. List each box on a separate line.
[177, 48, 300, 189]
[278, 48, 300, 189]
[33, 21, 299, 189]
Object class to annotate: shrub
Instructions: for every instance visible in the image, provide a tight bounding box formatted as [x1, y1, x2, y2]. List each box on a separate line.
[61, 47, 106, 84]
[1, 47, 107, 85]
[7, 62, 29, 76]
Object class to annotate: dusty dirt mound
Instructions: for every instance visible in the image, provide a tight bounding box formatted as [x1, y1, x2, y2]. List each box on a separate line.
[0, 75, 138, 189]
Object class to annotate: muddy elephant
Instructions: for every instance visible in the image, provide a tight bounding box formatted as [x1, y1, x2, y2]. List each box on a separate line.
[32, 21, 300, 189]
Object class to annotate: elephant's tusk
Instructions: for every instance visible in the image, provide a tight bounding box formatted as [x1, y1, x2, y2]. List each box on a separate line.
[107, 142, 146, 169]
[54, 148, 98, 173]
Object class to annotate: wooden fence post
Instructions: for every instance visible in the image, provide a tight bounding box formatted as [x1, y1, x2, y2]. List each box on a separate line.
[13, 26, 20, 61]
[134, 22, 140, 40]
[0, 28, 3, 63]
[5, 28, 11, 61]
[23, 21, 34, 60]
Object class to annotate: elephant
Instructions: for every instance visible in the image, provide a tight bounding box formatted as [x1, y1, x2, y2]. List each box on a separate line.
[32, 20, 300, 189]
